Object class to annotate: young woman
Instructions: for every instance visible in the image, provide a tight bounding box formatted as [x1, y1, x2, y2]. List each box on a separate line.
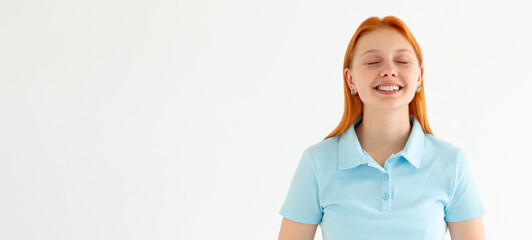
[278, 16, 486, 240]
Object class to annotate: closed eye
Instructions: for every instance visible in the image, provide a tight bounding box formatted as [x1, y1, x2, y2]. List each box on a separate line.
[367, 61, 408, 65]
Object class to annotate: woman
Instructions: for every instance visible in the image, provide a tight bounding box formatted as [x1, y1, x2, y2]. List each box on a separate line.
[278, 16, 486, 240]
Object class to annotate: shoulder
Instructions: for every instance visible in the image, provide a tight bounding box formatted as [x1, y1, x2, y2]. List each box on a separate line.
[300, 136, 340, 171]
[422, 133, 469, 175]
[423, 133, 465, 161]
[304, 136, 339, 157]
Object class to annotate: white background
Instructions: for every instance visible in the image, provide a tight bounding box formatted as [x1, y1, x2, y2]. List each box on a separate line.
[1, 0, 531, 239]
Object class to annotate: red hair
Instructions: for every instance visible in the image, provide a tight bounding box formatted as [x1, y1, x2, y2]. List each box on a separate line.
[324, 16, 434, 140]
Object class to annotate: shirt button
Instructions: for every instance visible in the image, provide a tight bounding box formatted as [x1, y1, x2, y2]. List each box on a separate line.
[382, 193, 390, 200]
[382, 174, 389, 180]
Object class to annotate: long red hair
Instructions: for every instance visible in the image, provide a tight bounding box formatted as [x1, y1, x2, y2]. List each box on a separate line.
[324, 16, 434, 140]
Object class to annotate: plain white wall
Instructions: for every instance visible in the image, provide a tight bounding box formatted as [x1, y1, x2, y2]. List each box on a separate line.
[1, 0, 531, 239]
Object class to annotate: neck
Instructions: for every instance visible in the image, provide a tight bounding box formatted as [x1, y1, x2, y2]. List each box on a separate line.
[354, 108, 412, 155]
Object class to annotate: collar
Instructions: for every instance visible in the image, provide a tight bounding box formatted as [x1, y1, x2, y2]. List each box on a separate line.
[338, 114, 425, 169]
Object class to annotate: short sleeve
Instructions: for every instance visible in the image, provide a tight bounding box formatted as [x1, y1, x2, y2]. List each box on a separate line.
[444, 148, 487, 222]
[279, 149, 323, 224]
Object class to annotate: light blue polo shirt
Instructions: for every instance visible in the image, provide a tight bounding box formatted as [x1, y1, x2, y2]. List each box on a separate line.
[279, 114, 486, 239]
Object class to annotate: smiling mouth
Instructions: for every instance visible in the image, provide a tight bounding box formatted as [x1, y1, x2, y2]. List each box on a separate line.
[374, 86, 403, 91]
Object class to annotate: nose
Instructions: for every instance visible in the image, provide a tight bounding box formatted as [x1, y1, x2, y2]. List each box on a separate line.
[380, 64, 398, 78]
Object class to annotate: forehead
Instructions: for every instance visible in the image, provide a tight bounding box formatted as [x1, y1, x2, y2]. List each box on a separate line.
[353, 28, 414, 58]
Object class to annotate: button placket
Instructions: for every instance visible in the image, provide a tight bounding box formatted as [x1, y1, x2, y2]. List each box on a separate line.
[380, 160, 393, 211]
[382, 192, 389, 200]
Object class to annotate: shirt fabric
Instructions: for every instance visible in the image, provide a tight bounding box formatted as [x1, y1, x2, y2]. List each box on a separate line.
[279, 114, 486, 240]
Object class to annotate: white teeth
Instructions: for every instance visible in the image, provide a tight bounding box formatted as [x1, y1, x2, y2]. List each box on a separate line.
[377, 85, 400, 91]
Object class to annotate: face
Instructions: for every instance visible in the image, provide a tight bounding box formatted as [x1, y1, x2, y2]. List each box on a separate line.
[344, 27, 423, 111]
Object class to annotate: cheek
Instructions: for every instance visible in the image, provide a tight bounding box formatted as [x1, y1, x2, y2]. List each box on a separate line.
[402, 67, 420, 81]
[354, 74, 374, 89]
[354, 69, 377, 82]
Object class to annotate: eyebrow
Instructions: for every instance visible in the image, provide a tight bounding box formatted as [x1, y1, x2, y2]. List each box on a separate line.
[361, 48, 413, 57]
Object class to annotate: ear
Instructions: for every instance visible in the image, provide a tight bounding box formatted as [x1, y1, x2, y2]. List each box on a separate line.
[344, 67, 356, 90]
[418, 66, 424, 86]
